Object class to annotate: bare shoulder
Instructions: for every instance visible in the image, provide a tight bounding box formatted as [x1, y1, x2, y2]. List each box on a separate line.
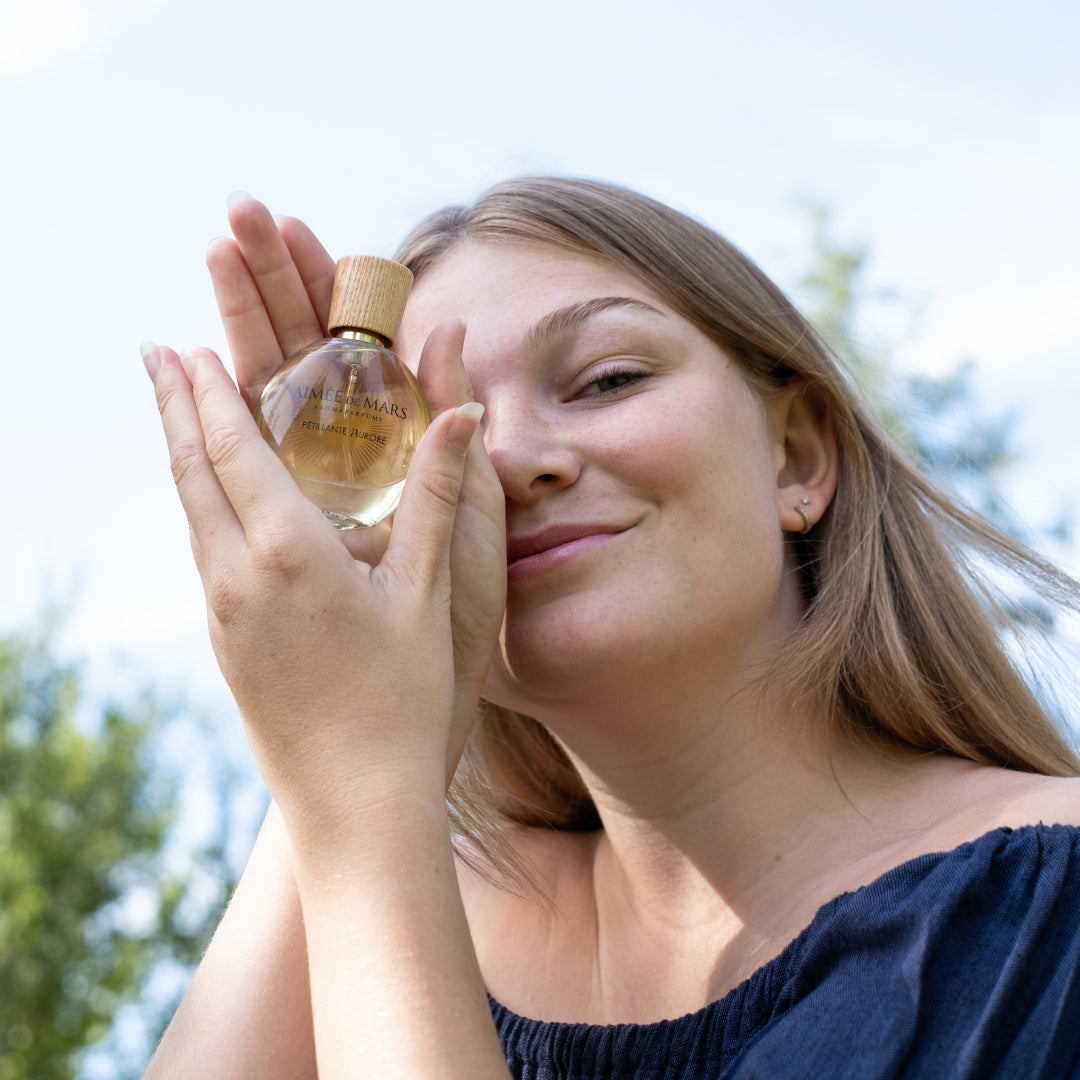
[988, 772, 1080, 828]
[864, 761, 1080, 871]
[934, 767, 1080, 846]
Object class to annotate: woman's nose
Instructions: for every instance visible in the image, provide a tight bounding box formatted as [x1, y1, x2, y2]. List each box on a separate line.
[481, 402, 582, 503]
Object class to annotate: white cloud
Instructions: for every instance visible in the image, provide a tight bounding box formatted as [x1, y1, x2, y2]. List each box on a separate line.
[0, 0, 164, 81]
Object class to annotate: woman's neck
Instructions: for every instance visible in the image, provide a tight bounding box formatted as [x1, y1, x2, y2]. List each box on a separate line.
[555, 689, 978, 936]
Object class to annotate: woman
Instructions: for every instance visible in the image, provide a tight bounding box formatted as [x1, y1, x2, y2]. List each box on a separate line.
[141, 177, 1080, 1079]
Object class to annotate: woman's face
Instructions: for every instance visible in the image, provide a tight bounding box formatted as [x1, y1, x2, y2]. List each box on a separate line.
[396, 240, 806, 719]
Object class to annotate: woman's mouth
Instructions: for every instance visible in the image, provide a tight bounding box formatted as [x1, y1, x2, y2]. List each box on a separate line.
[506, 524, 627, 581]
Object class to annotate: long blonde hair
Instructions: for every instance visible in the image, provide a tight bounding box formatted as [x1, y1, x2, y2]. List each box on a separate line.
[395, 175, 1080, 836]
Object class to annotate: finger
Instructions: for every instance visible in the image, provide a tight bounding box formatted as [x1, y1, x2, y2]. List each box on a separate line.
[379, 402, 485, 593]
[277, 215, 336, 331]
[229, 196, 330, 356]
[415, 316, 473, 417]
[207, 236, 286, 408]
[210, 196, 332, 406]
[448, 432, 507, 651]
[177, 346, 324, 540]
[452, 430, 506, 567]
[143, 343, 244, 560]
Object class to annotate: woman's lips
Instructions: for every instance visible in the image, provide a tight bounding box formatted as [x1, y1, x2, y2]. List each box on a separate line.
[506, 524, 627, 581]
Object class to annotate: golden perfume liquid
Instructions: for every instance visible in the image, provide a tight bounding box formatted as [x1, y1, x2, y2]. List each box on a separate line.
[254, 255, 429, 529]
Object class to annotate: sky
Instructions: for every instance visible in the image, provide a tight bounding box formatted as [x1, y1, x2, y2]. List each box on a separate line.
[1, 0, 1078, 712]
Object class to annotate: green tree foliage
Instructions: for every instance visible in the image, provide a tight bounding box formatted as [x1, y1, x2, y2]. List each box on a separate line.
[0, 620, 237, 1080]
[798, 204, 1019, 520]
[797, 204, 1069, 640]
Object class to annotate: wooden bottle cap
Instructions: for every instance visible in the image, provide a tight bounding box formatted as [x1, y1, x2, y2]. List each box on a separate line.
[328, 255, 414, 343]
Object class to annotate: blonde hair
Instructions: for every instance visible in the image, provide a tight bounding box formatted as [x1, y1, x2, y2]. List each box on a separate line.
[395, 175, 1080, 838]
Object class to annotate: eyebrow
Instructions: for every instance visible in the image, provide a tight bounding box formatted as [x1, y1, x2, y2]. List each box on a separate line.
[523, 296, 668, 351]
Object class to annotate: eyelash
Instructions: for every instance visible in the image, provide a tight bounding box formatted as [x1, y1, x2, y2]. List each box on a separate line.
[580, 363, 650, 398]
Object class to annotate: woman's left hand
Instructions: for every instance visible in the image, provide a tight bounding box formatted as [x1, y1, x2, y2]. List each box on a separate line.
[142, 336, 496, 834]
[203, 199, 507, 785]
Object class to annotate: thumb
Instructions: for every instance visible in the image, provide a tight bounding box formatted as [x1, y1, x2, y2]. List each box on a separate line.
[380, 401, 486, 590]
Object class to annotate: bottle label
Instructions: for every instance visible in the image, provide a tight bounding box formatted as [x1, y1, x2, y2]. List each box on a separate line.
[295, 385, 411, 419]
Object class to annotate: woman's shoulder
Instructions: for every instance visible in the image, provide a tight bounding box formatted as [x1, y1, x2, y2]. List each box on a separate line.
[727, 820, 1080, 1078]
[474, 815, 1080, 1079]
[807, 770, 1080, 985]
[927, 767, 1080, 850]
[990, 770, 1080, 825]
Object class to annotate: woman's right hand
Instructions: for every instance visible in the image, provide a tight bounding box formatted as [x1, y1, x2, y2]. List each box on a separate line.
[206, 196, 507, 782]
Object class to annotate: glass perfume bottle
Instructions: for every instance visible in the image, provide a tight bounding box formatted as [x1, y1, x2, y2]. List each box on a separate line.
[255, 255, 430, 529]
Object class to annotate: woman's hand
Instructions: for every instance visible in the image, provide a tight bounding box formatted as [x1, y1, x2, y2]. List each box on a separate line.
[206, 197, 506, 776]
[207, 195, 335, 411]
[143, 339, 487, 831]
[142, 334, 512, 1080]
[141, 198, 513, 1080]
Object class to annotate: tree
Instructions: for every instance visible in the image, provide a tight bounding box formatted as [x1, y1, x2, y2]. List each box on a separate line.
[796, 205, 1074, 679]
[797, 204, 1021, 520]
[0, 617, 239, 1080]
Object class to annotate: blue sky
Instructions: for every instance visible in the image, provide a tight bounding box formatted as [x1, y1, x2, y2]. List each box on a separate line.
[1, 0, 1077, 710]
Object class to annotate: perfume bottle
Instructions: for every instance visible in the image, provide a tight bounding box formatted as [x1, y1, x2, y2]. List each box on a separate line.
[255, 255, 430, 529]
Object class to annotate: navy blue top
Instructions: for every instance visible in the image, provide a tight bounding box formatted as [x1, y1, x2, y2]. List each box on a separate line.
[490, 825, 1080, 1079]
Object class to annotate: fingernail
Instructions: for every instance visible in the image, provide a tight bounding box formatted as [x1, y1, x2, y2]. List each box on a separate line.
[226, 190, 252, 208]
[446, 401, 485, 455]
[459, 313, 469, 329]
[140, 341, 161, 379]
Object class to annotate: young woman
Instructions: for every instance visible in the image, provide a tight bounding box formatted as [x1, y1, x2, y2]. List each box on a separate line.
[141, 178, 1080, 1079]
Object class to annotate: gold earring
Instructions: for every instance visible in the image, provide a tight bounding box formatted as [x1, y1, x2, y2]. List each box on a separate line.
[796, 495, 813, 534]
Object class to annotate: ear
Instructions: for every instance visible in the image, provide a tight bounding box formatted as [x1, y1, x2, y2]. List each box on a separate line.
[767, 380, 839, 535]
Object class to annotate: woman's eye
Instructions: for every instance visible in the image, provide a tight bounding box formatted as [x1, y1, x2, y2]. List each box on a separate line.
[580, 365, 648, 398]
